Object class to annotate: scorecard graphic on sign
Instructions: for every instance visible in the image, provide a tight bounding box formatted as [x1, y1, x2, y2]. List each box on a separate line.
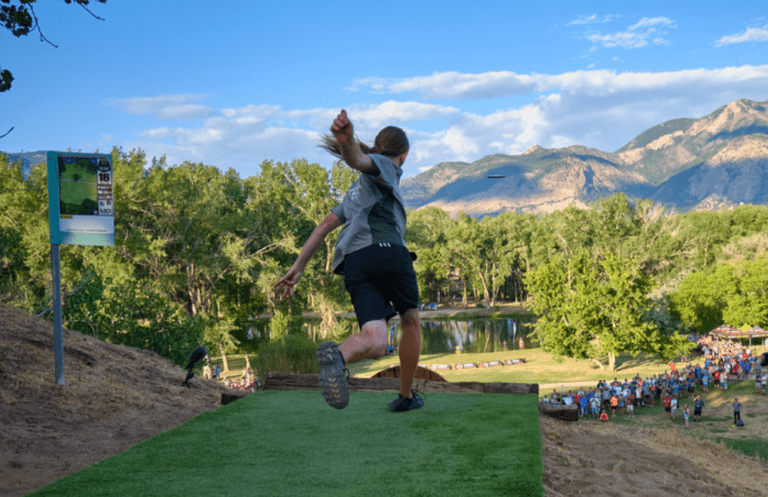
[47, 152, 114, 246]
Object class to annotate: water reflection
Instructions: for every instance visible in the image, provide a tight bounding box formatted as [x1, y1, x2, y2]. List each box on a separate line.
[408, 318, 537, 355]
[248, 317, 537, 356]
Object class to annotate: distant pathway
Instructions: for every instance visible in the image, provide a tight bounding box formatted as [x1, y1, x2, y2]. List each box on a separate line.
[538, 380, 599, 392]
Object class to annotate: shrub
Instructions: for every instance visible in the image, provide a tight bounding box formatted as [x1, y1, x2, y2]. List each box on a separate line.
[255, 334, 319, 374]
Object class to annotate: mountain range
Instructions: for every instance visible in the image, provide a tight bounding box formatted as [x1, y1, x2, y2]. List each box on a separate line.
[402, 98, 768, 217]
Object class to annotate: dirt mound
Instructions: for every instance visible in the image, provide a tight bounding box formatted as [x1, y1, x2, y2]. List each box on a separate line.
[541, 415, 768, 496]
[0, 304, 237, 497]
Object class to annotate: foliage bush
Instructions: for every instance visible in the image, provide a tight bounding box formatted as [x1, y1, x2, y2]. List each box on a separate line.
[255, 334, 319, 374]
[63, 269, 204, 367]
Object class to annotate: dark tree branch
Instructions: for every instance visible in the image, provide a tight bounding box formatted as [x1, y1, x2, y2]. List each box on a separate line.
[75, 1, 105, 21]
[28, 4, 58, 47]
[0, 127, 13, 139]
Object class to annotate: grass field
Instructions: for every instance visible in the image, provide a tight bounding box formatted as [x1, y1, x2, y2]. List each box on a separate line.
[29, 390, 543, 497]
[348, 348, 681, 386]
[212, 348, 684, 387]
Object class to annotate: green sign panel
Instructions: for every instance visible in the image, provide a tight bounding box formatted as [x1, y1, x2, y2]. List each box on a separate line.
[47, 151, 114, 246]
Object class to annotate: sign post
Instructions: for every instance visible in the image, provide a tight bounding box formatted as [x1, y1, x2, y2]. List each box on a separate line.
[47, 152, 114, 385]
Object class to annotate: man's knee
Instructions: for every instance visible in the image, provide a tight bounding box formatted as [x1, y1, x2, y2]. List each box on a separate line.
[361, 324, 388, 358]
[401, 308, 420, 329]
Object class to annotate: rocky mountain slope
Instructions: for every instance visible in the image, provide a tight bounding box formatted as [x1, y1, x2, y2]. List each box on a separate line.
[403, 98, 768, 217]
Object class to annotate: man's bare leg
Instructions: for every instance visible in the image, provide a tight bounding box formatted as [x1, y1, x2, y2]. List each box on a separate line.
[398, 308, 421, 397]
[338, 319, 388, 365]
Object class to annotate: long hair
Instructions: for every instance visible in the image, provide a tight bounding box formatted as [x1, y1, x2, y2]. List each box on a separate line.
[320, 126, 409, 159]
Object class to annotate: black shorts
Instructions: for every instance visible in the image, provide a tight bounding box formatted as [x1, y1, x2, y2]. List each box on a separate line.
[343, 243, 419, 328]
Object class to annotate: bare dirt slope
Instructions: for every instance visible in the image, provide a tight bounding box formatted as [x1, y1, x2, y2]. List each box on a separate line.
[2, 303, 768, 497]
[540, 413, 768, 497]
[0, 304, 237, 497]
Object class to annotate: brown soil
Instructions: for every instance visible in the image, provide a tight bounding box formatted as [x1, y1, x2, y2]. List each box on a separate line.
[0, 304, 238, 497]
[541, 411, 768, 497]
[2, 303, 767, 497]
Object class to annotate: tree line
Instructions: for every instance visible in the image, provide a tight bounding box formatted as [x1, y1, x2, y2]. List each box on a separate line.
[2, 149, 768, 370]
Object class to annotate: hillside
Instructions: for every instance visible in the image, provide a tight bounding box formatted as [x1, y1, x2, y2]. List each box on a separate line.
[404, 98, 768, 217]
[0, 304, 236, 497]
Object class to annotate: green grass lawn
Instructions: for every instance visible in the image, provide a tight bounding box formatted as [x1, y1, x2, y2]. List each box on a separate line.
[346, 348, 674, 386]
[29, 390, 543, 497]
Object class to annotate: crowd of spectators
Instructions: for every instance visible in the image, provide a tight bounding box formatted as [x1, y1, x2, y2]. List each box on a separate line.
[203, 363, 261, 393]
[539, 336, 765, 425]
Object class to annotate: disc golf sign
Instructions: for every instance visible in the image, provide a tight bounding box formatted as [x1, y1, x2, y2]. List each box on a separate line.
[47, 151, 114, 246]
[46, 151, 115, 385]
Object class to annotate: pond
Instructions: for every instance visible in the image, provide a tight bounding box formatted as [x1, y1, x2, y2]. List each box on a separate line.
[246, 316, 538, 355]
[407, 317, 538, 355]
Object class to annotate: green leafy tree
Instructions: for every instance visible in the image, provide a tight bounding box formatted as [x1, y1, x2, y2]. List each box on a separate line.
[668, 270, 730, 332]
[406, 206, 452, 303]
[63, 269, 203, 367]
[526, 250, 683, 370]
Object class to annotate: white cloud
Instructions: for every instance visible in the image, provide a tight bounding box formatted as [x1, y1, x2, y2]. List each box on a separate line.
[127, 100, 458, 177]
[584, 16, 676, 49]
[105, 94, 215, 121]
[156, 104, 216, 121]
[353, 66, 768, 101]
[568, 14, 619, 26]
[628, 17, 675, 30]
[715, 27, 768, 47]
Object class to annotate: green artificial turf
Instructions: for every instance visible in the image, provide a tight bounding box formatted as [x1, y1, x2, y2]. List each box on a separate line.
[30, 391, 543, 497]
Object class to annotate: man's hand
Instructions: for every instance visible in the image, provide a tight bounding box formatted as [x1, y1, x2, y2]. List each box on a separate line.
[331, 109, 355, 147]
[274, 265, 303, 300]
[331, 109, 376, 174]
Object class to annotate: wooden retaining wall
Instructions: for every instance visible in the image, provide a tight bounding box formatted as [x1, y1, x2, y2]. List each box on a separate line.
[264, 372, 538, 395]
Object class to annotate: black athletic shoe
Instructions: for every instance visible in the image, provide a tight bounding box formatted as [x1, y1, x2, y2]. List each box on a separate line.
[388, 391, 424, 412]
[317, 341, 350, 409]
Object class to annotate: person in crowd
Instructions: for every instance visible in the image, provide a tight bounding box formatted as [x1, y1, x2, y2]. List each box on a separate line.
[579, 394, 589, 420]
[203, 363, 211, 379]
[693, 396, 705, 422]
[686, 374, 695, 398]
[626, 392, 635, 419]
[683, 404, 690, 429]
[733, 397, 742, 425]
[590, 395, 600, 420]
[599, 410, 609, 422]
[670, 396, 678, 422]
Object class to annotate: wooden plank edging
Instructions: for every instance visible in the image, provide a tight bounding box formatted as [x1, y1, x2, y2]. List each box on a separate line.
[263, 372, 538, 395]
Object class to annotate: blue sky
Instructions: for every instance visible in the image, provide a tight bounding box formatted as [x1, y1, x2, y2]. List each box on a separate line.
[3, 0, 768, 179]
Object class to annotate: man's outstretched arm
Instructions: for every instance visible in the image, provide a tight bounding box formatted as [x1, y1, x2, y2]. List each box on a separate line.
[274, 211, 343, 299]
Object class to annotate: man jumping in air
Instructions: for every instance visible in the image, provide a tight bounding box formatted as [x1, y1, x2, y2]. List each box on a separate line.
[274, 110, 422, 412]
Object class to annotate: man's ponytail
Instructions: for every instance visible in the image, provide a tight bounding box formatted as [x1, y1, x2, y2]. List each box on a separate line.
[319, 126, 408, 159]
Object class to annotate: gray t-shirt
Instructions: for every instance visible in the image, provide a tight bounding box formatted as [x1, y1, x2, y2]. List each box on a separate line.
[331, 154, 407, 274]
